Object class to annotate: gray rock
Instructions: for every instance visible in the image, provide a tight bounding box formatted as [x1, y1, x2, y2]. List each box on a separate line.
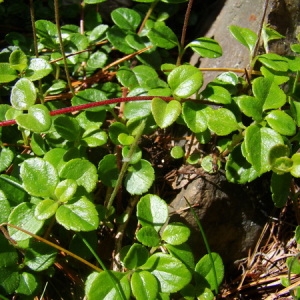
[168, 171, 271, 269]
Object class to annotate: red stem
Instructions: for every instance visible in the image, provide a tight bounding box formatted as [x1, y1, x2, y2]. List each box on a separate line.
[0, 96, 174, 127]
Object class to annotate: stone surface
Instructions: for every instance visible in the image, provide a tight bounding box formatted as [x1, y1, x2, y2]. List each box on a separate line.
[190, 0, 300, 85]
[168, 171, 271, 269]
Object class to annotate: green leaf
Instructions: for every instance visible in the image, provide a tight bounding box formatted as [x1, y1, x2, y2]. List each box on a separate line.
[98, 154, 119, 187]
[25, 58, 52, 81]
[0, 267, 20, 294]
[11, 78, 36, 110]
[207, 108, 239, 136]
[182, 102, 208, 133]
[141, 253, 192, 293]
[195, 252, 224, 292]
[8, 202, 44, 241]
[34, 199, 58, 220]
[170, 146, 184, 159]
[56, 196, 99, 231]
[16, 104, 52, 133]
[148, 22, 178, 50]
[258, 53, 289, 72]
[87, 51, 108, 69]
[111, 8, 141, 32]
[137, 194, 168, 231]
[201, 85, 231, 104]
[121, 243, 149, 269]
[265, 110, 296, 136]
[71, 88, 108, 112]
[20, 157, 59, 198]
[0, 147, 14, 173]
[85, 271, 131, 300]
[124, 159, 155, 195]
[118, 133, 134, 145]
[9, 49, 28, 72]
[24, 240, 57, 271]
[287, 256, 300, 274]
[244, 124, 284, 174]
[295, 226, 300, 244]
[107, 26, 134, 54]
[0, 234, 18, 268]
[59, 158, 98, 193]
[291, 153, 300, 177]
[235, 95, 263, 122]
[84, 0, 106, 3]
[54, 115, 81, 141]
[54, 179, 78, 203]
[165, 243, 195, 270]
[35, 20, 58, 49]
[186, 37, 222, 58]
[131, 270, 158, 300]
[228, 25, 258, 53]
[151, 98, 181, 128]
[268, 144, 291, 174]
[162, 222, 190, 245]
[0, 63, 18, 83]
[16, 272, 38, 296]
[122, 145, 142, 164]
[252, 77, 286, 110]
[88, 24, 109, 43]
[136, 226, 161, 247]
[168, 65, 203, 98]
[271, 172, 291, 207]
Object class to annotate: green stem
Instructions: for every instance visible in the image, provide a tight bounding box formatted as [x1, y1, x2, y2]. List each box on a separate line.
[54, 0, 75, 96]
[137, 0, 159, 34]
[106, 120, 146, 211]
[184, 197, 219, 294]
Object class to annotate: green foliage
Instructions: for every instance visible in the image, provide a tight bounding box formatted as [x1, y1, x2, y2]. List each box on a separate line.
[0, 0, 299, 299]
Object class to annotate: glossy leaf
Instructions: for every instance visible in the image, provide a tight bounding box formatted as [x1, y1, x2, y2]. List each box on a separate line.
[0, 63, 18, 83]
[235, 95, 263, 122]
[291, 153, 300, 177]
[56, 196, 99, 231]
[9, 49, 28, 72]
[0, 147, 14, 173]
[137, 194, 168, 231]
[265, 110, 296, 136]
[0, 234, 18, 268]
[148, 22, 178, 50]
[258, 53, 289, 72]
[151, 98, 181, 128]
[161, 222, 190, 245]
[54, 115, 81, 141]
[24, 240, 57, 271]
[111, 8, 141, 32]
[71, 88, 108, 112]
[165, 243, 195, 270]
[34, 199, 58, 220]
[15, 272, 38, 296]
[11, 78, 36, 110]
[25, 58, 52, 81]
[98, 154, 119, 187]
[16, 104, 52, 133]
[268, 144, 291, 175]
[229, 25, 258, 53]
[85, 271, 131, 300]
[20, 157, 59, 198]
[107, 26, 134, 54]
[201, 85, 231, 104]
[252, 77, 286, 110]
[8, 202, 44, 241]
[243, 124, 284, 174]
[186, 37, 222, 58]
[207, 108, 239, 136]
[195, 252, 224, 292]
[168, 65, 203, 98]
[182, 102, 208, 133]
[170, 146, 184, 159]
[131, 270, 158, 300]
[136, 226, 161, 247]
[54, 179, 78, 203]
[59, 158, 98, 193]
[124, 159, 155, 195]
[121, 243, 149, 269]
[142, 253, 192, 293]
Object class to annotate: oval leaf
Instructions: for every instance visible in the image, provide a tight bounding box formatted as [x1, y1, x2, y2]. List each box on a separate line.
[131, 270, 158, 300]
[182, 102, 208, 133]
[11, 78, 36, 110]
[168, 65, 203, 98]
[187, 37, 222, 58]
[20, 157, 59, 198]
[25, 58, 52, 81]
[265, 110, 296, 136]
[162, 222, 190, 245]
[137, 194, 168, 231]
[151, 98, 181, 128]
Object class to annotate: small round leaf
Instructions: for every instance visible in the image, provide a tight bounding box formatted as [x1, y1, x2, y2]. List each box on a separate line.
[162, 222, 190, 245]
[11, 78, 36, 110]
